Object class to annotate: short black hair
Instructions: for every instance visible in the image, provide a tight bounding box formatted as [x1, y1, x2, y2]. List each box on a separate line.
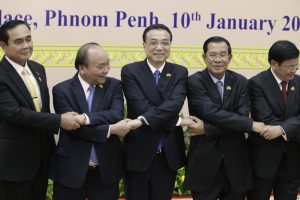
[268, 40, 299, 65]
[74, 42, 99, 70]
[203, 36, 232, 55]
[0, 20, 30, 45]
[142, 24, 172, 42]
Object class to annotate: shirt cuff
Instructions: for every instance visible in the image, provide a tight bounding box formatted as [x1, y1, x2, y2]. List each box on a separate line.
[137, 116, 149, 125]
[176, 117, 182, 126]
[280, 126, 287, 141]
[83, 113, 90, 125]
[107, 125, 111, 138]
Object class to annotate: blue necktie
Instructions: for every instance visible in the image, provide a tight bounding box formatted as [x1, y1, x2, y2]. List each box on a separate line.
[154, 70, 163, 152]
[154, 70, 160, 86]
[87, 85, 98, 165]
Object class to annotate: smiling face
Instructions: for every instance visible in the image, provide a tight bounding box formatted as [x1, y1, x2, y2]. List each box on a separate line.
[79, 47, 110, 85]
[143, 29, 171, 68]
[203, 41, 232, 79]
[0, 24, 33, 66]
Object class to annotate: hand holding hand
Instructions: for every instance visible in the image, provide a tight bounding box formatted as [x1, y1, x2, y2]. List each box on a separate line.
[252, 121, 267, 134]
[181, 117, 196, 127]
[60, 112, 81, 131]
[127, 119, 142, 130]
[110, 119, 131, 137]
[187, 116, 205, 136]
[260, 125, 284, 140]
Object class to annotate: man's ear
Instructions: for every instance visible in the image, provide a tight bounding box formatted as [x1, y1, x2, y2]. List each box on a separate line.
[270, 60, 278, 67]
[0, 41, 7, 51]
[78, 64, 85, 70]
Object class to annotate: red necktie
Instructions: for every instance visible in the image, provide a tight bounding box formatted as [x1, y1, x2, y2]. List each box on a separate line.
[281, 81, 288, 104]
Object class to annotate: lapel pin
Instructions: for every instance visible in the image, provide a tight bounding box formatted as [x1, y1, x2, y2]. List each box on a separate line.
[166, 73, 172, 77]
[226, 86, 231, 90]
[291, 86, 295, 91]
[99, 84, 103, 88]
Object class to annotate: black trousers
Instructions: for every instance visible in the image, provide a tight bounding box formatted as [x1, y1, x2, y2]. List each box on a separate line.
[125, 152, 177, 200]
[247, 155, 300, 200]
[0, 167, 48, 200]
[192, 161, 245, 200]
[53, 166, 119, 200]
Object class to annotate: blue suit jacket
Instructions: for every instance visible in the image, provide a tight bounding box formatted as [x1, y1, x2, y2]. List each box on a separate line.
[50, 73, 124, 189]
[121, 59, 187, 172]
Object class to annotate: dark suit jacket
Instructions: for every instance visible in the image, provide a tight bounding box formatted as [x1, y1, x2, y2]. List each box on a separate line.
[0, 56, 61, 182]
[249, 68, 300, 179]
[50, 74, 124, 189]
[121, 60, 187, 172]
[183, 69, 253, 193]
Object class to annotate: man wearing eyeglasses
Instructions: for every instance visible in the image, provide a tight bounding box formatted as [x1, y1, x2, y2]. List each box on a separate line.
[247, 40, 300, 200]
[121, 24, 192, 200]
[183, 36, 265, 200]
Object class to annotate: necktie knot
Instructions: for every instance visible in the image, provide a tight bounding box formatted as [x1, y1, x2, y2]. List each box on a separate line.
[154, 70, 160, 86]
[88, 85, 95, 93]
[22, 68, 29, 75]
[281, 81, 287, 88]
[216, 80, 223, 88]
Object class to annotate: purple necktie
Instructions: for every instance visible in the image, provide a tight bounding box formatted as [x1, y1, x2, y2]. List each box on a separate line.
[216, 80, 223, 101]
[87, 85, 98, 165]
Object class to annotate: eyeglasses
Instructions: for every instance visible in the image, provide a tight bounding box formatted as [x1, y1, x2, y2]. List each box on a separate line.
[204, 53, 230, 60]
[285, 64, 299, 71]
[146, 40, 171, 48]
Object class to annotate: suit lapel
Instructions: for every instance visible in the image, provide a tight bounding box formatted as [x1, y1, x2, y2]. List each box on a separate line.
[2, 57, 35, 110]
[203, 69, 223, 104]
[222, 71, 233, 107]
[92, 84, 105, 111]
[265, 69, 285, 112]
[158, 62, 173, 96]
[285, 79, 297, 116]
[140, 60, 162, 105]
[70, 74, 89, 113]
[27, 63, 47, 111]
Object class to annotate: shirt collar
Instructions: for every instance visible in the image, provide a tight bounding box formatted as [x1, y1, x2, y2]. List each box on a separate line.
[270, 67, 288, 85]
[78, 73, 93, 93]
[147, 59, 165, 74]
[209, 72, 225, 85]
[5, 56, 30, 75]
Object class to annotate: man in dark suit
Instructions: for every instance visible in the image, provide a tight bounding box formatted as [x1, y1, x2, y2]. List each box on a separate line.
[183, 36, 265, 200]
[0, 20, 82, 200]
[247, 40, 300, 200]
[121, 24, 193, 200]
[51, 43, 130, 200]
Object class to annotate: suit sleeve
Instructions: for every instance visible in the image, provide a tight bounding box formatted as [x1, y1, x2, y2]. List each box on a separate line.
[188, 76, 253, 137]
[249, 77, 300, 140]
[53, 82, 123, 143]
[0, 78, 60, 133]
[121, 66, 187, 131]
